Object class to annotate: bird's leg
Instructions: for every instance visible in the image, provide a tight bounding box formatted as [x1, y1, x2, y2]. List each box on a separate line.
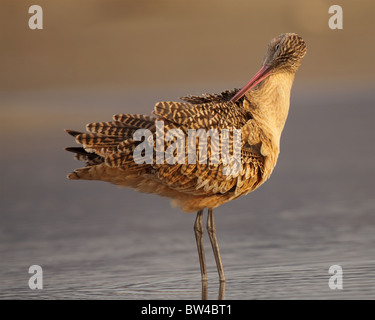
[207, 208, 226, 282]
[194, 210, 207, 281]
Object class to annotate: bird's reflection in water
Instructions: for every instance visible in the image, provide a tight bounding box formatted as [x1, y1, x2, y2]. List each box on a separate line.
[201, 281, 225, 300]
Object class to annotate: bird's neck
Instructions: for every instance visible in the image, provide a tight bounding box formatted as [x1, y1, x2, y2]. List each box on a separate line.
[244, 71, 295, 146]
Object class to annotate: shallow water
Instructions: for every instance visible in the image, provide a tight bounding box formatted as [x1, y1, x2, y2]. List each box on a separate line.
[1, 85, 375, 299]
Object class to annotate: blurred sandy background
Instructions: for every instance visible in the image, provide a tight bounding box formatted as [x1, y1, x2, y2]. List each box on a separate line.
[1, 0, 374, 91]
[1, 0, 375, 299]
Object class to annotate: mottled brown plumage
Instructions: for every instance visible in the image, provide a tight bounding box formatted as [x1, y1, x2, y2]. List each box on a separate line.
[65, 33, 306, 282]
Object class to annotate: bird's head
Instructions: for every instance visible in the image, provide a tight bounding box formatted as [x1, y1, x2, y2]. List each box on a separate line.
[231, 33, 306, 102]
[262, 33, 307, 73]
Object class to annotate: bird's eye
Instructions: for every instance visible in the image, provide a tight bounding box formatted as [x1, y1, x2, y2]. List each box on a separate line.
[275, 44, 280, 51]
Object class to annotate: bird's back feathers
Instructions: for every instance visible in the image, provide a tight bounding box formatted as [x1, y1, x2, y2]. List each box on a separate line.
[66, 92, 267, 211]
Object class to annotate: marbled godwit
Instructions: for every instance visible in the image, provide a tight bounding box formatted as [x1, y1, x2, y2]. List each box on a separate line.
[65, 33, 306, 282]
